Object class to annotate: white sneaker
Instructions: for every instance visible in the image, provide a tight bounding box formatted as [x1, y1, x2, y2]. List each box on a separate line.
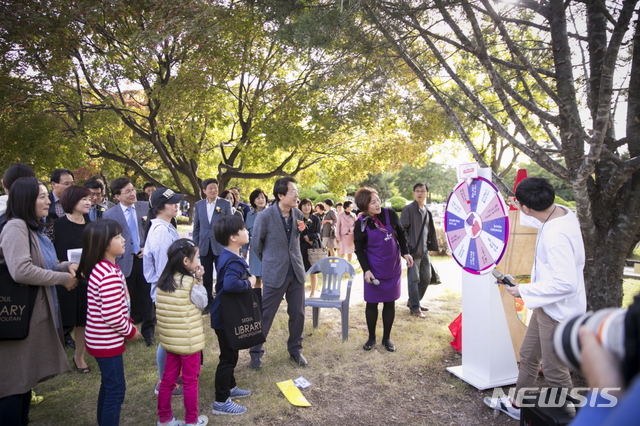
[483, 395, 521, 421]
[157, 417, 185, 426]
[186, 414, 209, 426]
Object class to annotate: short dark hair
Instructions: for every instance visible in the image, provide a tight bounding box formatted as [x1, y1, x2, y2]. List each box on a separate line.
[214, 215, 245, 247]
[202, 178, 218, 190]
[50, 168, 74, 183]
[157, 239, 198, 293]
[336, 202, 343, 208]
[249, 188, 268, 209]
[2, 164, 35, 192]
[298, 198, 313, 210]
[84, 177, 104, 191]
[343, 200, 353, 210]
[314, 203, 325, 212]
[515, 177, 555, 211]
[143, 182, 156, 191]
[413, 182, 429, 192]
[354, 187, 378, 213]
[60, 185, 91, 214]
[6, 177, 48, 231]
[110, 177, 131, 195]
[273, 176, 296, 200]
[324, 198, 334, 207]
[78, 219, 123, 283]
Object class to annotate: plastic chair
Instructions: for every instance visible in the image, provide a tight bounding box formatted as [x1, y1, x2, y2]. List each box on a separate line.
[304, 257, 356, 341]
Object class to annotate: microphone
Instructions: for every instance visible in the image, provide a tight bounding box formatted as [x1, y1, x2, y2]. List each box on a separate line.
[492, 269, 515, 287]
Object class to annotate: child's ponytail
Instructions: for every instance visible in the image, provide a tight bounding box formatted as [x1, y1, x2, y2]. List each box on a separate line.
[157, 238, 198, 293]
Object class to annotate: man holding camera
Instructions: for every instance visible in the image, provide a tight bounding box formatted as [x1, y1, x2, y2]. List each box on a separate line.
[485, 177, 586, 420]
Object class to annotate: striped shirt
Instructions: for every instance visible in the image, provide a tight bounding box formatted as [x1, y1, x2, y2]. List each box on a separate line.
[85, 259, 137, 358]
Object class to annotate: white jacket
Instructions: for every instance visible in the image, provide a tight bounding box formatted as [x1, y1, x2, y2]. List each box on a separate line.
[518, 205, 587, 322]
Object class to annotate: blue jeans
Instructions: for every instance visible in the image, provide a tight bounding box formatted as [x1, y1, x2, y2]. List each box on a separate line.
[95, 355, 126, 426]
[407, 255, 432, 311]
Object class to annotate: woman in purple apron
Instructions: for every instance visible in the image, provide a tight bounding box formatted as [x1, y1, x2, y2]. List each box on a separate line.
[354, 187, 413, 352]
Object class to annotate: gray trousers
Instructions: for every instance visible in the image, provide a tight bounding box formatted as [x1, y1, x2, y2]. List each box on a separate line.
[250, 275, 305, 359]
[515, 308, 573, 395]
[407, 254, 431, 311]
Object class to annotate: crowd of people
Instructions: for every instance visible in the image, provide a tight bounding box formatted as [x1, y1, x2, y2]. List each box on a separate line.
[0, 164, 456, 425]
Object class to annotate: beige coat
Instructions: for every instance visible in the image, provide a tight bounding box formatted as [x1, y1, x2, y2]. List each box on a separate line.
[0, 219, 72, 399]
[156, 274, 205, 355]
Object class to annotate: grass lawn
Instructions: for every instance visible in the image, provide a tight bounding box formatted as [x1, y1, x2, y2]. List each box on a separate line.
[26, 257, 640, 425]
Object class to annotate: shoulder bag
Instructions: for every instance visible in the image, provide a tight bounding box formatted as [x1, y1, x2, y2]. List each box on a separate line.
[0, 223, 38, 340]
[220, 287, 266, 350]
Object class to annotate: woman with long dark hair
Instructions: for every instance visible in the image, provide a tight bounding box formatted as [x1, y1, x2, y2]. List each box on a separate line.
[0, 177, 77, 424]
[354, 187, 413, 353]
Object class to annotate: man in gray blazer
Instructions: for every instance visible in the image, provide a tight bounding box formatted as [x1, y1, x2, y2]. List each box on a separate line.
[103, 177, 155, 345]
[249, 177, 307, 369]
[400, 182, 439, 318]
[192, 178, 232, 312]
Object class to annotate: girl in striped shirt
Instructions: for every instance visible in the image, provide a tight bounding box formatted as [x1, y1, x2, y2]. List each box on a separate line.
[78, 219, 141, 426]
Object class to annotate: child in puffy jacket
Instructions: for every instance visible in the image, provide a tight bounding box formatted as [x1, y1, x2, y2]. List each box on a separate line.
[155, 238, 208, 426]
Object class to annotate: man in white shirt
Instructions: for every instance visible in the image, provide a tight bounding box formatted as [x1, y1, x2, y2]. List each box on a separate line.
[103, 177, 154, 346]
[192, 178, 232, 312]
[485, 177, 586, 421]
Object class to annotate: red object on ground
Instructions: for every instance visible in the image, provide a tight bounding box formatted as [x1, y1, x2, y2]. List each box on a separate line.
[509, 169, 529, 210]
[448, 313, 462, 352]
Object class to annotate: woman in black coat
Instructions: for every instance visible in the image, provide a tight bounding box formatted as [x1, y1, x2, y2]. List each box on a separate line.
[299, 198, 322, 297]
[53, 185, 92, 373]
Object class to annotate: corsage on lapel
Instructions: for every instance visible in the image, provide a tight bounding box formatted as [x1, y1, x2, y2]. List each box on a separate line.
[297, 220, 306, 234]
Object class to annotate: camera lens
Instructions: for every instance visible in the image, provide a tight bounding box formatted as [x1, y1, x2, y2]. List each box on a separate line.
[553, 308, 626, 373]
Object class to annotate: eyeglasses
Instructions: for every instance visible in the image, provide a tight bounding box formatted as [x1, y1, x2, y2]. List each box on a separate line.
[287, 189, 299, 195]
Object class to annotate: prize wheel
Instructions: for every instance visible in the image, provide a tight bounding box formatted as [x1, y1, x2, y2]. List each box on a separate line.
[444, 177, 509, 274]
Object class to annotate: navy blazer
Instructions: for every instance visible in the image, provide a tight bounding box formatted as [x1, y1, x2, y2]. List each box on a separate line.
[192, 197, 233, 257]
[102, 201, 149, 278]
[251, 203, 305, 288]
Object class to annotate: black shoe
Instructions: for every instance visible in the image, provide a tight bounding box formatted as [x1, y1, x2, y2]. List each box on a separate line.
[363, 339, 375, 351]
[145, 337, 155, 347]
[250, 357, 263, 370]
[65, 339, 76, 349]
[382, 339, 396, 352]
[290, 354, 308, 367]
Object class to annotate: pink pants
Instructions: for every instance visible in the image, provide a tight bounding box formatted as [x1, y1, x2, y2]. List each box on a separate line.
[157, 351, 201, 424]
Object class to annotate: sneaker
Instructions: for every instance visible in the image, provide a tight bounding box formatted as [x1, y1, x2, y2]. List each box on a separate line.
[185, 415, 208, 426]
[212, 397, 247, 415]
[229, 386, 251, 399]
[483, 395, 521, 421]
[155, 381, 184, 396]
[156, 417, 185, 426]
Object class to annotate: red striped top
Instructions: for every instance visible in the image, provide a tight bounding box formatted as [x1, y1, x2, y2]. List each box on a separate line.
[85, 259, 137, 358]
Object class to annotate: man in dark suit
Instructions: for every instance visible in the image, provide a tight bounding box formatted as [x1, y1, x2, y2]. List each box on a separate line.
[47, 168, 75, 347]
[192, 178, 232, 312]
[400, 182, 439, 318]
[48, 168, 74, 221]
[103, 177, 155, 346]
[249, 177, 307, 369]
[229, 186, 250, 220]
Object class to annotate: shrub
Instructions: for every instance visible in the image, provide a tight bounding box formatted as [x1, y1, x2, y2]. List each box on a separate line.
[175, 215, 190, 225]
[299, 188, 319, 201]
[388, 196, 409, 211]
